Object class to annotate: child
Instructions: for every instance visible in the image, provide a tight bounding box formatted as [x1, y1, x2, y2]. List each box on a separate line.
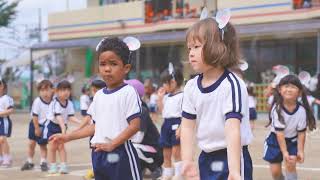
[50, 37, 142, 180]
[80, 85, 91, 117]
[248, 86, 257, 130]
[157, 65, 184, 180]
[180, 17, 253, 179]
[263, 75, 316, 180]
[76, 79, 106, 131]
[46, 80, 79, 174]
[125, 79, 163, 180]
[21, 80, 53, 171]
[0, 79, 14, 168]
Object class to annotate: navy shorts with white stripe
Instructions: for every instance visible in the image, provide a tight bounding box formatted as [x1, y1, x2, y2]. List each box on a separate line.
[91, 141, 142, 180]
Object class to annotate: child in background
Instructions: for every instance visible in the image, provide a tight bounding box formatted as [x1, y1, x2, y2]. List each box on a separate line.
[264, 75, 316, 180]
[0, 79, 14, 168]
[50, 37, 142, 180]
[248, 86, 257, 130]
[181, 15, 253, 179]
[46, 80, 80, 174]
[21, 80, 54, 172]
[125, 79, 164, 180]
[157, 65, 184, 180]
[80, 85, 91, 117]
[77, 80, 106, 131]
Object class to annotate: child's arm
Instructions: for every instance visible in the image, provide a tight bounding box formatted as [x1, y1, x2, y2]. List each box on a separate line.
[0, 108, 14, 117]
[93, 118, 140, 152]
[75, 115, 91, 131]
[156, 87, 166, 113]
[297, 131, 306, 163]
[68, 116, 81, 124]
[32, 116, 41, 137]
[225, 118, 241, 179]
[275, 131, 290, 161]
[313, 98, 320, 105]
[50, 123, 95, 143]
[181, 118, 199, 179]
[56, 115, 67, 134]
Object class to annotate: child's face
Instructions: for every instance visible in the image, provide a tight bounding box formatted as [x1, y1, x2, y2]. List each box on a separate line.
[98, 51, 131, 88]
[187, 40, 205, 73]
[57, 88, 71, 101]
[163, 80, 177, 93]
[279, 84, 300, 102]
[39, 87, 53, 100]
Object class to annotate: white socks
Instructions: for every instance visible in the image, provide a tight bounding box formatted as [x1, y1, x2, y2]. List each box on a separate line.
[163, 167, 174, 177]
[40, 158, 47, 164]
[174, 161, 183, 176]
[27, 157, 33, 163]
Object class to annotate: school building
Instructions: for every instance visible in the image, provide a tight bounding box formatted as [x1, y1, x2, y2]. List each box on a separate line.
[30, 0, 320, 111]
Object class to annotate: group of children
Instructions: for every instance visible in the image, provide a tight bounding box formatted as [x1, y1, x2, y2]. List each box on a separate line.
[0, 9, 317, 180]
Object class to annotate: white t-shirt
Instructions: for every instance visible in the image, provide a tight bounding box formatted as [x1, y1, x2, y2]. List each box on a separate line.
[80, 94, 91, 110]
[270, 104, 307, 138]
[46, 97, 75, 124]
[88, 84, 141, 144]
[162, 92, 183, 119]
[182, 70, 253, 153]
[268, 95, 274, 105]
[248, 96, 257, 109]
[307, 95, 315, 106]
[31, 97, 51, 124]
[0, 95, 14, 120]
[149, 93, 158, 105]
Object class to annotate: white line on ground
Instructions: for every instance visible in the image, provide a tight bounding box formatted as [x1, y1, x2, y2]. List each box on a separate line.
[0, 163, 91, 171]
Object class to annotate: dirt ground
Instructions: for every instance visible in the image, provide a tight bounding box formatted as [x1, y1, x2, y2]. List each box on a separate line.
[0, 112, 319, 180]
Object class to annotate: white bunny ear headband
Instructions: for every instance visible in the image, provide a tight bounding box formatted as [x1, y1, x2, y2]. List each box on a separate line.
[168, 62, 175, 80]
[95, 36, 141, 64]
[200, 7, 231, 40]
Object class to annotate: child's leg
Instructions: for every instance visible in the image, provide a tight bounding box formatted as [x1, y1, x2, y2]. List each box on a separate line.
[162, 147, 174, 178]
[172, 144, 183, 178]
[270, 163, 284, 180]
[58, 143, 67, 163]
[285, 156, 297, 180]
[48, 141, 57, 163]
[0, 136, 11, 167]
[27, 140, 36, 162]
[39, 144, 48, 162]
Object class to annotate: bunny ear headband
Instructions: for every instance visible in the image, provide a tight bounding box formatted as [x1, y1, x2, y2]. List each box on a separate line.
[168, 62, 175, 80]
[200, 7, 231, 40]
[95, 36, 141, 63]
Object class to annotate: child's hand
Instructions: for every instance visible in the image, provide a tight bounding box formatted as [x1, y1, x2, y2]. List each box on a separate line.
[49, 133, 68, 144]
[182, 160, 200, 180]
[175, 127, 181, 139]
[284, 152, 296, 164]
[157, 87, 166, 98]
[35, 127, 41, 137]
[228, 172, 241, 180]
[93, 142, 116, 152]
[297, 151, 304, 163]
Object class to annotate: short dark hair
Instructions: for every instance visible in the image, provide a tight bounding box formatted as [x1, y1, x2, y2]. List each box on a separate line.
[57, 80, 72, 90]
[96, 37, 130, 64]
[160, 66, 184, 87]
[37, 80, 53, 91]
[0, 79, 7, 94]
[91, 80, 106, 90]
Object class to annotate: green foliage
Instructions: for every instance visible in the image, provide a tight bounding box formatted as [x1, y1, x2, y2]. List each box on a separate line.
[0, 0, 18, 27]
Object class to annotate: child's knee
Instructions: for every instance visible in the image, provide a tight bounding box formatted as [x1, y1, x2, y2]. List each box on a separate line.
[172, 146, 181, 160]
[0, 136, 6, 144]
[29, 140, 36, 147]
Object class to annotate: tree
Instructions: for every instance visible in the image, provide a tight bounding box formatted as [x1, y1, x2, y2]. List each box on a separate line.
[0, 0, 19, 27]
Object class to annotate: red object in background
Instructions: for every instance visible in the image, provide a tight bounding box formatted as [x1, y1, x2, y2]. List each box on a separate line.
[293, 0, 303, 9]
[145, 1, 154, 23]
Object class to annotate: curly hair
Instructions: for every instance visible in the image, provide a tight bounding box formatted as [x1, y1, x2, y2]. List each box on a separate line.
[96, 37, 130, 64]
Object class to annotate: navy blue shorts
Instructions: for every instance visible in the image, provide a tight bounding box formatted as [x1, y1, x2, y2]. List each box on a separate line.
[0, 117, 12, 137]
[81, 110, 87, 116]
[91, 141, 142, 180]
[28, 120, 48, 145]
[199, 146, 253, 180]
[263, 132, 298, 163]
[249, 108, 257, 120]
[159, 118, 181, 148]
[46, 121, 66, 139]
